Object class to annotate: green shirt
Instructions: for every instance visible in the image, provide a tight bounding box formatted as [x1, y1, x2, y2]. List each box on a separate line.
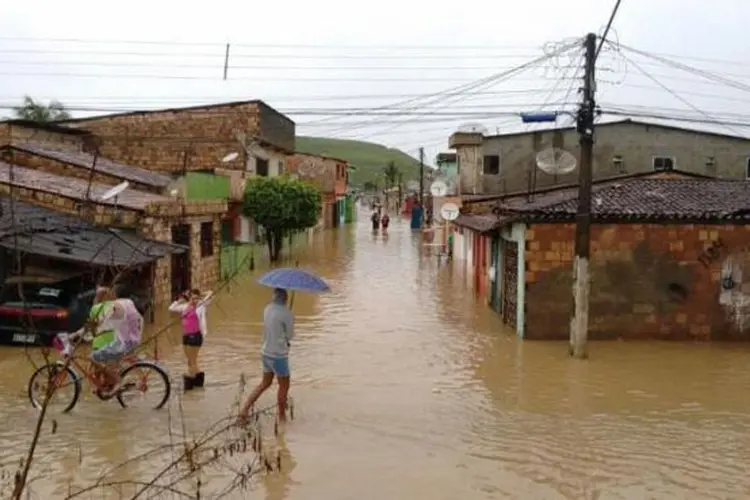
[90, 302, 115, 349]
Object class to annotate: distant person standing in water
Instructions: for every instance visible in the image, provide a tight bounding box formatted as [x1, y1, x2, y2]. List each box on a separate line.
[371, 210, 380, 232]
[239, 288, 295, 423]
[381, 212, 390, 233]
[169, 289, 213, 391]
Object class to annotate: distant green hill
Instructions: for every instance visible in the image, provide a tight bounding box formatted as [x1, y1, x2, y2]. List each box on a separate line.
[295, 136, 424, 188]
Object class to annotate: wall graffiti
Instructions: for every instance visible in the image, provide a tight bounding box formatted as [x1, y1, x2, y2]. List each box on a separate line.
[697, 237, 727, 268]
[718, 251, 750, 333]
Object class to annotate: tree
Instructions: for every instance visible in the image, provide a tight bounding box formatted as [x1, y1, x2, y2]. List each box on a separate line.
[383, 161, 399, 212]
[12, 95, 72, 122]
[383, 161, 399, 189]
[242, 176, 321, 262]
[363, 181, 378, 192]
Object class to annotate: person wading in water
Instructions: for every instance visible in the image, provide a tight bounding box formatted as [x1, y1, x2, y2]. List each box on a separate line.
[380, 212, 390, 234]
[371, 210, 380, 232]
[238, 288, 295, 423]
[169, 289, 213, 391]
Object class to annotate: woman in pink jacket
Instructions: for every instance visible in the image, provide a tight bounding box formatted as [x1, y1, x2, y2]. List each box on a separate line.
[169, 289, 213, 391]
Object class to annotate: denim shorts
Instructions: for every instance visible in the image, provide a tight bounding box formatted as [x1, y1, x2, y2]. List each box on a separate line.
[91, 341, 136, 363]
[261, 355, 290, 377]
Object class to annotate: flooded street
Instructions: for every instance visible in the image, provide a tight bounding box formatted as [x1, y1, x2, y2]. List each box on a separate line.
[2, 211, 750, 499]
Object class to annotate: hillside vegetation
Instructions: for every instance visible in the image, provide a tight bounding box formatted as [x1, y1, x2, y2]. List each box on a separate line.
[295, 136, 423, 188]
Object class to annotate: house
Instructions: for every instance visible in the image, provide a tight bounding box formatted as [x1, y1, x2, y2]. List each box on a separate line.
[286, 152, 350, 229]
[0, 194, 185, 308]
[453, 170, 750, 341]
[57, 100, 296, 246]
[0, 143, 226, 305]
[449, 118, 750, 196]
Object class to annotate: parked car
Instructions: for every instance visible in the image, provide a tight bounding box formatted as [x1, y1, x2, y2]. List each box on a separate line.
[0, 274, 96, 346]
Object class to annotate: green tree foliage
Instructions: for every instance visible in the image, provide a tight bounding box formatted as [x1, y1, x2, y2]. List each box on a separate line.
[242, 176, 322, 262]
[12, 95, 72, 122]
[362, 181, 378, 192]
[383, 161, 399, 189]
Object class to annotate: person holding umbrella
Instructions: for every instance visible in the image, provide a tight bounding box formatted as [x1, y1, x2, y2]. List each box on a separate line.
[239, 288, 295, 422]
[238, 267, 329, 424]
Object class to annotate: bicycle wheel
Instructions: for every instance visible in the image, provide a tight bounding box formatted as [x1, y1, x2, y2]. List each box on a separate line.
[28, 362, 81, 413]
[116, 361, 171, 410]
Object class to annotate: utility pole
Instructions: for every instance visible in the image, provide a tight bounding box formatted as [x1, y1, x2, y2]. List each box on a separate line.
[419, 147, 425, 206]
[570, 33, 597, 359]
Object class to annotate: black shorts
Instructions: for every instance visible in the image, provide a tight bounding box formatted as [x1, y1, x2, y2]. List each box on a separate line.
[182, 332, 204, 347]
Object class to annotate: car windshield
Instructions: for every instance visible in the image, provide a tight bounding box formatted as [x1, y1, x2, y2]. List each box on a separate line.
[0, 283, 74, 308]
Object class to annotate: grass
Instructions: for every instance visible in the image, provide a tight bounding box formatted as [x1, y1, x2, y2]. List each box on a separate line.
[295, 136, 425, 188]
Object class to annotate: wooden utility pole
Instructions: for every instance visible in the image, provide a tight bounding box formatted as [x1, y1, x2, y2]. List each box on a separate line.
[570, 33, 597, 359]
[418, 147, 425, 206]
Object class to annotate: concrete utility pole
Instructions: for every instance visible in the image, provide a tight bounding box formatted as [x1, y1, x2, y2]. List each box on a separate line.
[419, 147, 425, 206]
[569, 33, 597, 359]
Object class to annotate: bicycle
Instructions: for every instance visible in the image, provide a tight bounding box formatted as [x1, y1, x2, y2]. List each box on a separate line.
[27, 332, 171, 413]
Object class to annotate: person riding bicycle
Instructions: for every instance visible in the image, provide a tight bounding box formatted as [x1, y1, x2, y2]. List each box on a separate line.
[88, 286, 144, 396]
[88, 287, 117, 349]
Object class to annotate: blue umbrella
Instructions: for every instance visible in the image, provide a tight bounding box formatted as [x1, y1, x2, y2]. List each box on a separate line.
[257, 268, 330, 293]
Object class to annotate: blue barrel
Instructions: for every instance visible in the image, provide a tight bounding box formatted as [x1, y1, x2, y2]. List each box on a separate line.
[410, 206, 423, 230]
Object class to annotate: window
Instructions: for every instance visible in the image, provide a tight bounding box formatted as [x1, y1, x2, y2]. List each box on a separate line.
[652, 156, 675, 171]
[220, 219, 234, 244]
[200, 222, 214, 258]
[483, 155, 500, 175]
[256, 158, 269, 177]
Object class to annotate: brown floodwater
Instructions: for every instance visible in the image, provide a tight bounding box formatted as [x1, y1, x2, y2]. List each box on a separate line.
[1, 210, 750, 499]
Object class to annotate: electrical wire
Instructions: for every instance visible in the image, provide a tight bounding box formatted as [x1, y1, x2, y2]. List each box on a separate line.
[349, 39, 582, 141]
[615, 52, 745, 136]
[595, 0, 623, 60]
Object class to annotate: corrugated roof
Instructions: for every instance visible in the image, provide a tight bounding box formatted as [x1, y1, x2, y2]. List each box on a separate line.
[5, 143, 173, 188]
[513, 178, 750, 222]
[0, 161, 171, 211]
[453, 214, 512, 233]
[0, 196, 186, 266]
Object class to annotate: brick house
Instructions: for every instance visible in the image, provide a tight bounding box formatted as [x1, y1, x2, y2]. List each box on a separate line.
[0, 129, 227, 305]
[450, 118, 750, 196]
[58, 100, 296, 245]
[453, 170, 750, 341]
[286, 152, 349, 229]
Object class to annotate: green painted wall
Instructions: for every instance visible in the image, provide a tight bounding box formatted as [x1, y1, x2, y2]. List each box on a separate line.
[344, 194, 355, 223]
[185, 172, 230, 201]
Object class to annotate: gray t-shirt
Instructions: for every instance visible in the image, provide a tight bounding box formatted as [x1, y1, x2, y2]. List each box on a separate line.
[261, 302, 295, 358]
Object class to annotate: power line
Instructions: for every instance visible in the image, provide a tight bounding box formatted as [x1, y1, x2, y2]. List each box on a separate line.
[0, 36, 540, 50]
[595, 0, 623, 60]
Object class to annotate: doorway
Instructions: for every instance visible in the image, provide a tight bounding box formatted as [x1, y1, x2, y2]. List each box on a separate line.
[501, 239, 518, 328]
[171, 224, 191, 299]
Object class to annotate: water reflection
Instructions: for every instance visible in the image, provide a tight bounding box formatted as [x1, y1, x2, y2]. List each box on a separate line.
[0, 211, 749, 499]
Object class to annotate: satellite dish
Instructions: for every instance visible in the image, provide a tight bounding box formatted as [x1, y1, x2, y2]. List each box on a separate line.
[440, 202, 460, 221]
[457, 122, 488, 135]
[535, 148, 577, 175]
[430, 180, 448, 197]
[99, 181, 129, 201]
[222, 152, 239, 163]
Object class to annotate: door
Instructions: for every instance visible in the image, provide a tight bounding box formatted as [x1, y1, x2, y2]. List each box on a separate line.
[501, 239, 518, 328]
[490, 237, 500, 311]
[171, 224, 191, 299]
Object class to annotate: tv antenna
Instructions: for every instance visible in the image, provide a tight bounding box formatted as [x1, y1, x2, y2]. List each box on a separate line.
[457, 122, 488, 135]
[535, 148, 577, 175]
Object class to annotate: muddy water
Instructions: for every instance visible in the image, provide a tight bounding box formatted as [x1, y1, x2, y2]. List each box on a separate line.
[1, 211, 750, 499]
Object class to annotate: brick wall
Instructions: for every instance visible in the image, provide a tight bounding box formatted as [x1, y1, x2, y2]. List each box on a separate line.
[480, 121, 750, 195]
[62, 101, 295, 174]
[0, 124, 84, 150]
[5, 149, 162, 194]
[523, 222, 750, 341]
[286, 153, 337, 192]
[140, 212, 221, 304]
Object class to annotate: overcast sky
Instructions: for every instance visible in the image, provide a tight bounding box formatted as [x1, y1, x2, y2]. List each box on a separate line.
[1, 0, 749, 164]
